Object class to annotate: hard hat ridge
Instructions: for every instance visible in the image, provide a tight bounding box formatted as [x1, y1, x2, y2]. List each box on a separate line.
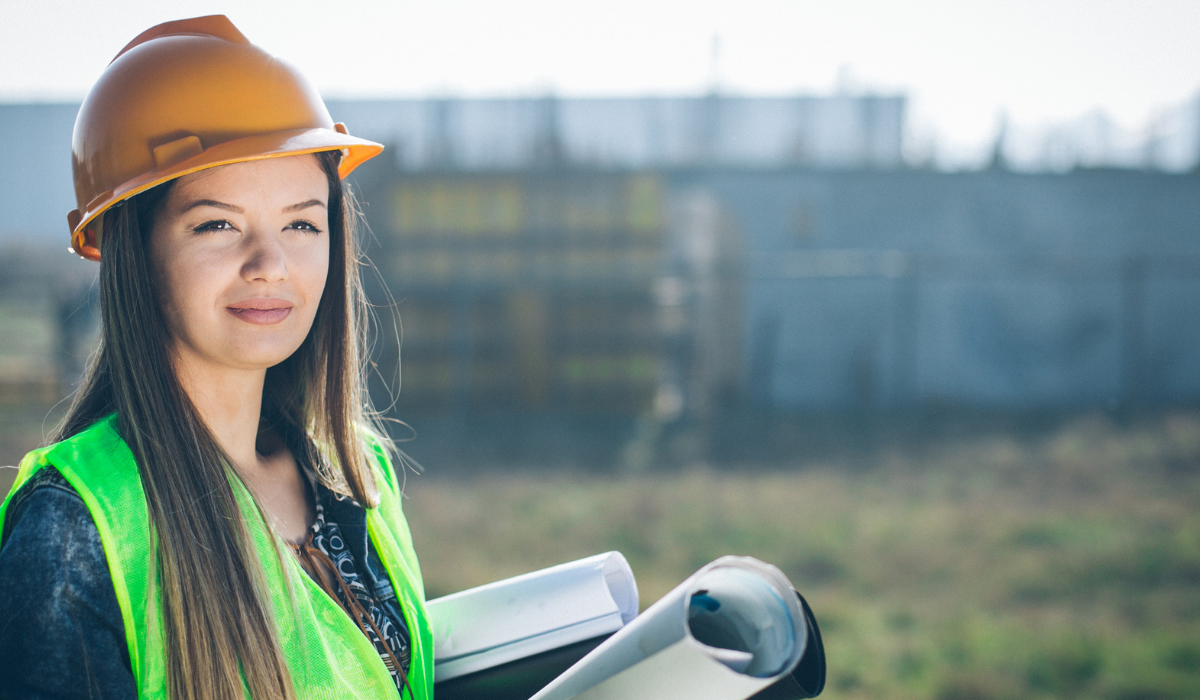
[67, 15, 383, 261]
[112, 15, 251, 64]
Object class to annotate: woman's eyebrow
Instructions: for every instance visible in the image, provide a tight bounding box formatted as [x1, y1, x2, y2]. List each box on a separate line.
[183, 199, 243, 213]
[285, 199, 326, 212]
[178, 199, 325, 213]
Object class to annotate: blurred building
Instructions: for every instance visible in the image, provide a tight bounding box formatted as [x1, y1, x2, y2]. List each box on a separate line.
[331, 98, 1200, 422]
[2, 96, 1199, 465]
[355, 166, 667, 416]
[333, 95, 902, 454]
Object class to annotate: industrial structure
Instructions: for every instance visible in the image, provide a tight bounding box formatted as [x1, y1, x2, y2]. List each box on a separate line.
[1, 96, 1199, 465]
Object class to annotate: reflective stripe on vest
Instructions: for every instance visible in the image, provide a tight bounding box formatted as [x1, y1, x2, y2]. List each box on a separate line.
[0, 414, 432, 700]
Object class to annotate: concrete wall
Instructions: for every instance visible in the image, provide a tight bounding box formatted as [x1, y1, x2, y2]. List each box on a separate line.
[678, 169, 1200, 410]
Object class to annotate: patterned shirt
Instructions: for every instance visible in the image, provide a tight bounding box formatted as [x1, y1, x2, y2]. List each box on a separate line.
[291, 495, 412, 690]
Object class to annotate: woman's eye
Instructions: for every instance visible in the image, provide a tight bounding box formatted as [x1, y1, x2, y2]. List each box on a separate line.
[192, 219, 234, 233]
[287, 220, 323, 234]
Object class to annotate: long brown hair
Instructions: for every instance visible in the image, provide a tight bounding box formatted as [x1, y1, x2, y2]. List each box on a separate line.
[53, 151, 393, 700]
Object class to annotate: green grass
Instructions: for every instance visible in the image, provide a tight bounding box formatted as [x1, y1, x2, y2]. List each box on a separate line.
[2, 409, 1197, 699]
[402, 413, 1200, 700]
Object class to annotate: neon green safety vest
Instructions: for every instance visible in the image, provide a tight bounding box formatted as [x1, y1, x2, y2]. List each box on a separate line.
[0, 414, 432, 700]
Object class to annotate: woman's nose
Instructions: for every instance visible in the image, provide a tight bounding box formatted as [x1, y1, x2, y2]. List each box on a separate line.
[240, 229, 289, 283]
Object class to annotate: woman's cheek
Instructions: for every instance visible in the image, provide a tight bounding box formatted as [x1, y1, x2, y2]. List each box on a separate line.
[170, 259, 223, 335]
[296, 240, 330, 312]
[154, 259, 189, 334]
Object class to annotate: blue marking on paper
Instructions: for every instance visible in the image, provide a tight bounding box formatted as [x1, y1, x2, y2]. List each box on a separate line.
[690, 591, 721, 612]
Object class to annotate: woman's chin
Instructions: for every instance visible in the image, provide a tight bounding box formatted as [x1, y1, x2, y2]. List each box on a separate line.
[244, 347, 306, 370]
[201, 340, 307, 372]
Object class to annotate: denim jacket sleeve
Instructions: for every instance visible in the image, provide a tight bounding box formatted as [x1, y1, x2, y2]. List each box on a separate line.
[0, 468, 136, 700]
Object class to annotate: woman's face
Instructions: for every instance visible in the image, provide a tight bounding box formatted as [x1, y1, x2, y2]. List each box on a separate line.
[150, 155, 331, 373]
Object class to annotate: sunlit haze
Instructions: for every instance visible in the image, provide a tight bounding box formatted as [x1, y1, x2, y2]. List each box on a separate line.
[3, 0, 1199, 168]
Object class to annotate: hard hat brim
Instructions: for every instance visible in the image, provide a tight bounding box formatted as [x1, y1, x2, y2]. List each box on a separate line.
[69, 126, 383, 261]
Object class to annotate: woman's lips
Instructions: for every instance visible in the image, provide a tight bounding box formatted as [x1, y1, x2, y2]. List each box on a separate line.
[226, 299, 294, 325]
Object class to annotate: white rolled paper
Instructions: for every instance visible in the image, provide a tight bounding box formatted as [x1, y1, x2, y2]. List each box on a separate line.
[530, 556, 807, 700]
[429, 551, 639, 682]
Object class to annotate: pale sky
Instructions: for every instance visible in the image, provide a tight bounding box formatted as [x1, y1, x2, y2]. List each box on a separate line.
[4, 0, 1199, 165]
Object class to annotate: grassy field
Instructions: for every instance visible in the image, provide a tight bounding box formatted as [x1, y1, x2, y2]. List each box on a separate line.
[403, 413, 1200, 700]
[3, 410, 1198, 700]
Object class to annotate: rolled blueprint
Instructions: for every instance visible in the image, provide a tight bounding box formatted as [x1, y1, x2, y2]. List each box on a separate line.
[429, 551, 639, 682]
[530, 556, 807, 700]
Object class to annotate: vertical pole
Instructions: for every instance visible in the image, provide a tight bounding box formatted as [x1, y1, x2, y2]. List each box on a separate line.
[1121, 256, 1146, 413]
[892, 259, 920, 411]
[451, 288, 474, 416]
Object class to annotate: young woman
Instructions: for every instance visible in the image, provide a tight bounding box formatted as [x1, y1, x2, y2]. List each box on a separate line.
[0, 16, 431, 700]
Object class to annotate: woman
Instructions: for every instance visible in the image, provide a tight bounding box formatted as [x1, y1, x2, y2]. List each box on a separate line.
[0, 16, 431, 700]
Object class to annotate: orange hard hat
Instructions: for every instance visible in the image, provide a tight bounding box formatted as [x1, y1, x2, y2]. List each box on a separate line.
[68, 15, 383, 261]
